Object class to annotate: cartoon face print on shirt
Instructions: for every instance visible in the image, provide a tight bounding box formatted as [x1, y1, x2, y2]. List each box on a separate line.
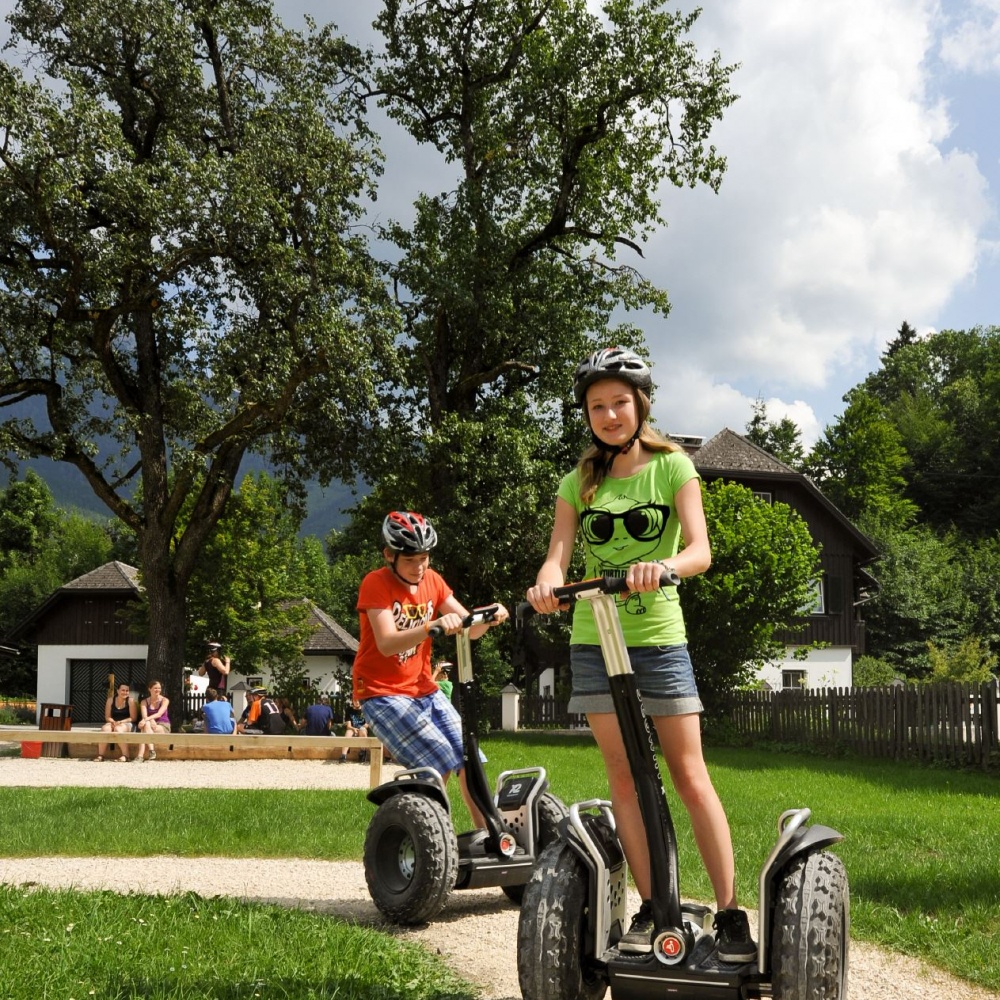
[580, 494, 670, 616]
[391, 598, 436, 662]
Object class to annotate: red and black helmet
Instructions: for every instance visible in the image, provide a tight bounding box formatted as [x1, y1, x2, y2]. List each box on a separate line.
[573, 347, 653, 405]
[382, 511, 438, 554]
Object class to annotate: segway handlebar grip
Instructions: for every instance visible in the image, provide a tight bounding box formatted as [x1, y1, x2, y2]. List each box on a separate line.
[428, 603, 502, 637]
[517, 570, 680, 627]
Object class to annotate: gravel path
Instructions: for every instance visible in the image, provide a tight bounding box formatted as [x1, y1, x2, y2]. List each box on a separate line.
[1, 751, 997, 1000]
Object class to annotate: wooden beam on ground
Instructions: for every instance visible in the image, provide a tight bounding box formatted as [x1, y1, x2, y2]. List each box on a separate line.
[10, 730, 386, 788]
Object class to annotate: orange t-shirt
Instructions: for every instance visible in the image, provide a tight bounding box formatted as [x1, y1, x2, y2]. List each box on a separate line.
[354, 566, 452, 700]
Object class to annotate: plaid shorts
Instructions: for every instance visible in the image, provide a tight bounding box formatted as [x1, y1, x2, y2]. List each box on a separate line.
[362, 690, 465, 775]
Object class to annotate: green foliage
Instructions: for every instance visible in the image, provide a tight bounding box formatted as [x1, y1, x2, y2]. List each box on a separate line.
[804, 387, 918, 530]
[860, 520, 968, 677]
[863, 325, 1000, 537]
[683, 481, 821, 714]
[0, 0, 397, 707]
[185, 473, 314, 675]
[925, 636, 997, 685]
[0, 473, 115, 693]
[852, 655, 901, 687]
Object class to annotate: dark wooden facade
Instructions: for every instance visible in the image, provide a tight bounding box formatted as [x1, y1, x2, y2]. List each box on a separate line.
[691, 429, 879, 657]
[7, 561, 142, 648]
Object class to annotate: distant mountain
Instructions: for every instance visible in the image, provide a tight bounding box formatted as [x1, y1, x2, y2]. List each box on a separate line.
[3, 396, 364, 535]
[2, 456, 361, 538]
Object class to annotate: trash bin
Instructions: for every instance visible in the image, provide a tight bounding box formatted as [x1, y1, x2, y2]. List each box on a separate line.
[39, 703, 74, 758]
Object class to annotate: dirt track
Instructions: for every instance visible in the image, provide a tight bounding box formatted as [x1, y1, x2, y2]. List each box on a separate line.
[0, 752, 997, 1000]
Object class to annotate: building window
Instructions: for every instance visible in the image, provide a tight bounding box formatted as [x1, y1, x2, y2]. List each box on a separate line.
[799, 578, 825, 616]
[782, 669, 807, 690]
[752, 490, 773, 504]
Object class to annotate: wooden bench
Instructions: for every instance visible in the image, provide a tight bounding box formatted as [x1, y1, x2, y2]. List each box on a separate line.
[12, 729, 388, 788]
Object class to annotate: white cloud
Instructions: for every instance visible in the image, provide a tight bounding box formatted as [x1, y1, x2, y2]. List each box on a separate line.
[635, 0, 992, 441]
[941, 0, 1000, 72]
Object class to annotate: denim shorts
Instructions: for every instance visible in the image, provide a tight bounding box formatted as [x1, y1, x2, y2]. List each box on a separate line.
[362, 690, 465, 775]
[568, 643, 704, 717]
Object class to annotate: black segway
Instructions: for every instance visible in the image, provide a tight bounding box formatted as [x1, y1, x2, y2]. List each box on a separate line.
[517, 575, 849, 1000]
[363, 604, 568, 925]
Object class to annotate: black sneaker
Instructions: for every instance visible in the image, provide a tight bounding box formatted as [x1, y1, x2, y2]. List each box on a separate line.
[713, 908, 756, 964]
[619, 900, 655, 954]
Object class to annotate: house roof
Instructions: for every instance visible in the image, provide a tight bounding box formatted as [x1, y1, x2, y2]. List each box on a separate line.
[62, 560, 141, 592]
[294, 599, 359, 656]
[691, 428, 880, 560]
[693, 428, 797, 476]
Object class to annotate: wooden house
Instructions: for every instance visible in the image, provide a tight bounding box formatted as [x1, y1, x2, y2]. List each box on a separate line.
[690, 429, 880, 690]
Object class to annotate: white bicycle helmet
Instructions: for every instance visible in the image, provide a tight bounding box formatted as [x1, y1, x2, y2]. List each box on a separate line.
[573, 347, 653, 405]
[382, 511, 438, 554]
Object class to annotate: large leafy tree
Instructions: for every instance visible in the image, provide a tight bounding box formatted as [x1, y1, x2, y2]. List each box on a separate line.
[803, 387, 918, 532]
[862, 325, 1000, 537]
[345, 0, 736, 636]
[0, 0, 397, 708]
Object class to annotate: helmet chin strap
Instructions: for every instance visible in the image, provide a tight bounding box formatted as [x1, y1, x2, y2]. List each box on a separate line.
[390, 554, 422, 586]
[591, 428, 642, 473]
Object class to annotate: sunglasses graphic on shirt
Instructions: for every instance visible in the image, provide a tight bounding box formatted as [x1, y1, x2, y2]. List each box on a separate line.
[580, 502, 671, 546]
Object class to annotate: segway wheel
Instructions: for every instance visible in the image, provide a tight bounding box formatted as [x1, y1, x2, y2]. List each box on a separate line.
[502, 791, 569, 905]
[517, 840, 608, 1000]
[771, 850, 849, 1000]
[364, 792, 458, 926]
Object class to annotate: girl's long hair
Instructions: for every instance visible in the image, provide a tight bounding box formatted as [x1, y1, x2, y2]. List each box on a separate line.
[577, 388, 681, 505]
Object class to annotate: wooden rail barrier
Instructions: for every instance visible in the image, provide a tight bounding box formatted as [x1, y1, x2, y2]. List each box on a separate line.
[9, 729, 388, 788]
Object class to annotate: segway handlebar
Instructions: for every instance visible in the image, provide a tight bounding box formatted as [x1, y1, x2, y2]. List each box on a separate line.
[427, 603, 502, 637]
[516, 569, 680, 626]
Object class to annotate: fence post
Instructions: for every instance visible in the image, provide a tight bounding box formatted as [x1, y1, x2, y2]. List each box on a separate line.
[501, 684, 521, 732]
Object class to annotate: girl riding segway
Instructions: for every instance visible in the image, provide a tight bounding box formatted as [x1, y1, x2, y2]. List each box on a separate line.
[525, 346, 755, 963]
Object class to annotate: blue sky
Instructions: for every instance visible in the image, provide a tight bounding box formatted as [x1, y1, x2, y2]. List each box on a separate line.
[3, 1, 998, 449]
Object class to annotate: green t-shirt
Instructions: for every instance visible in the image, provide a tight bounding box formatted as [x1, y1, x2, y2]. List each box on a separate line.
[557, 449, 699, 647]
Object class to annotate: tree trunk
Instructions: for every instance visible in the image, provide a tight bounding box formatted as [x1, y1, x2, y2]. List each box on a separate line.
[139, 535, 189, 724]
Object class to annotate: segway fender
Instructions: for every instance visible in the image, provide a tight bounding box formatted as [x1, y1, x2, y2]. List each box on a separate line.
[758, 809, 847, 972]
[367, 769, 451, 812]
[769, 822, 844, 871]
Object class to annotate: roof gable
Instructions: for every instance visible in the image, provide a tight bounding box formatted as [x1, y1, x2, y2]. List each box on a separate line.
[63, 560, 141, 592]
[297, 599, 359, 655]
[692, 428, 879, 560]
[693, 428, 798, 476]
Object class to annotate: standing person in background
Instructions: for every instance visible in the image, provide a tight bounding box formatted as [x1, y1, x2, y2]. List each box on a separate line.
[95, 682, 137, 762]
[202, 687, 235, 734]
[135, 679, 171, 763]
[525, 347, 755, 964]
[199, 641, 231, 700]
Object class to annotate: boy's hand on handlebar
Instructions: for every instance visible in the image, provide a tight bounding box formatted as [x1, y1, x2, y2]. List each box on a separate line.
[430, 612, 465, 635]
[627, 561, 673, 593]
[486, 603, 510, 627]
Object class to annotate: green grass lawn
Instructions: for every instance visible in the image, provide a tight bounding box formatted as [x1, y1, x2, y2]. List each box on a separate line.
[1, 733, 998, 997]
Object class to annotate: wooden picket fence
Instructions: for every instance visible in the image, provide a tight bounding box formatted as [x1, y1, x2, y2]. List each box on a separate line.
[729, 682, 1000, 770]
